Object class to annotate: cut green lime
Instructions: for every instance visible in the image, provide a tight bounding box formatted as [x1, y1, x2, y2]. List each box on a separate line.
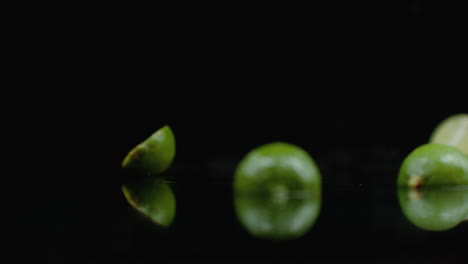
[122, 181, 176, 227]
[397, 188, 468, 231]
[397, 144, 468, 188]
[122, 125, 175, 176]
[430, 113, 468, 155]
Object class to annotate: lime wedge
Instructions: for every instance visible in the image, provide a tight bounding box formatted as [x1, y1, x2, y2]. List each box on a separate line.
[122, 125, 176, 176]
[430, 114, 468, 155]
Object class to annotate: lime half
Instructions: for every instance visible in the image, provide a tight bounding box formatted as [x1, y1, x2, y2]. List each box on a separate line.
[122, 125, 176, 176]
[430, 114, 468, 155]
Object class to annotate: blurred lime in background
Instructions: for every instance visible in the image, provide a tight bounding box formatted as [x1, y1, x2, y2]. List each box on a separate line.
[233, 142, 321, 240]
[430, 114, 468, 155]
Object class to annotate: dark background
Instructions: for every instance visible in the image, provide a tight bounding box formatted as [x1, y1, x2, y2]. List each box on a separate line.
[5, 1, 467, 263]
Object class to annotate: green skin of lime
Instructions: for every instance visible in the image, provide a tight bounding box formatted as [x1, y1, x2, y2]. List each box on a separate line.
[122, 181, 176, 227]
[234, 142, 322, 195]
[397, 144, 468, 188]
[234, 191, 321, 240]
[122, 125, 176, 176]
[398, 188, 468, 231]
[233, 142, 322, 240]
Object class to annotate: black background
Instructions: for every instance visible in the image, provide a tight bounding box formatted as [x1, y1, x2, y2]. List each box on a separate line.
[5, 1, 467, 263]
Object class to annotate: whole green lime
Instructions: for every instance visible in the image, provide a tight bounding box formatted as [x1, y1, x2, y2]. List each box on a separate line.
[430, 113, 468, 155]
[398, 188, 468, 231]
[234, 142, 321, 195]
[122, 181, 176, 227]
[122, 125, 175, 176]
[397, 144, 468, 188]
[233, 142, 321, 240]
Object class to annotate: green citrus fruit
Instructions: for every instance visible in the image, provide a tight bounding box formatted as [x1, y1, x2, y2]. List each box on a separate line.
[233, 142, 321, 240]
[430, 113, 468, 155]
[122, 181, 176, 227]
[397, 188, 468, 231]
[397, 144, 468, 188]
[234, 142, 321, 195]
[122, 125, 175, 176]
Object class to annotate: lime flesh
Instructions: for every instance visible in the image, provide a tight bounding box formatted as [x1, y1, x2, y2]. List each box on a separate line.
[122, 125, 176, 176]
[430, 114, 468, 155]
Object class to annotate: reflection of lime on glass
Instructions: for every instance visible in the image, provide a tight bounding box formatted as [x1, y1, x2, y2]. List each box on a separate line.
[234, 142, 321, 195]
[233, 142, 321, 240]
[397, 143, 468, 188]
[122, 125, 175, 176]
[234, 190, 321, 240]
[397, 188, 468, 231]
[430, 114, 468, 155]
[122, 181, 176, 227]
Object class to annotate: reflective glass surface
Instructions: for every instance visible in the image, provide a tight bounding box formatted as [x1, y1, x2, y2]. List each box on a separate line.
[9, 156, 468, 263]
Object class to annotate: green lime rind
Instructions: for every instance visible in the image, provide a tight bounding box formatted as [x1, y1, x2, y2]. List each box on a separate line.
[234, 142, 322, 196]
[122, 181, 176, 227]
[234, 190, 321, 240]
[398, 188, 468, 231]
[430, 113, 468, 155]
[397, 144, 468, 188]
[122, 125, 176, 176]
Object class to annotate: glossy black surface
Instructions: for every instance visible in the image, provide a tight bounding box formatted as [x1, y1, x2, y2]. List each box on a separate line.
[8, 154, 468, 263]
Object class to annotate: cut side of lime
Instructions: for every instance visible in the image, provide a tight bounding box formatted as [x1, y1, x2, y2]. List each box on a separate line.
[430, 114, 468, 155]
[122, 125, 176, 176]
